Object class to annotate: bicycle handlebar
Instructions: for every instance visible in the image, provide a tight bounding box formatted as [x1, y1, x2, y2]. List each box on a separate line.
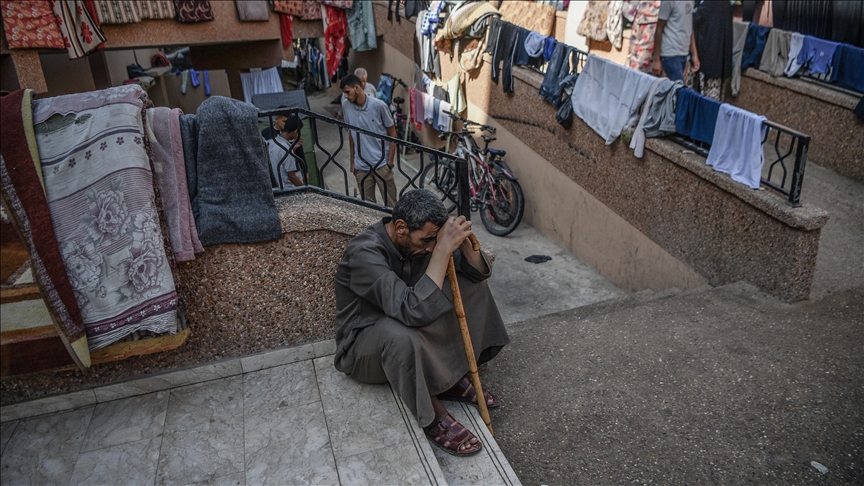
[443, 110, 496, 133]
[381, 73, 408, 88]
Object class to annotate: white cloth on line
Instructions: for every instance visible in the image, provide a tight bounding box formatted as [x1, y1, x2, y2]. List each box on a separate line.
[784, 32, 805, 77]
[239, 67, 284, 104]
[423, 92, 435, 124]
[706, 103, 767, 189]
[571, 54, 656, 145]
[436, 100, 452, 131]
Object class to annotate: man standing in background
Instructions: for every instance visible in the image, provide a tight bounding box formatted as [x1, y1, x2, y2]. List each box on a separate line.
[341, 74, 398, 207]
[652, 0, 699, 81]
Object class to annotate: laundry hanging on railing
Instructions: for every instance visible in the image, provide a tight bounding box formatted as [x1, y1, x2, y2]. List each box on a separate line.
[53, 0, 106, 59]
[31, 85, 182, 351]
[675, 87, 721, 145]
[180, 96, 282, 247]
[705, 104, 768, 189]
[571, 54, 656, 145]
[0, 89, 92, 369]
[630, 77, 683, 158]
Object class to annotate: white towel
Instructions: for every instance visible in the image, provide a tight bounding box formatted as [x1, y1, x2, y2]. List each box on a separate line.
[706, 103, 767, 189]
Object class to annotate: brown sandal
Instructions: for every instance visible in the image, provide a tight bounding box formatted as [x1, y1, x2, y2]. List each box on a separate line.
[437, 376, 501, 409]
[424, 414, 483, 457]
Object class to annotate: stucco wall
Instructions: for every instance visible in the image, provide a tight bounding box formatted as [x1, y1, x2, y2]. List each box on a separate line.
[369, 3, 829, 301]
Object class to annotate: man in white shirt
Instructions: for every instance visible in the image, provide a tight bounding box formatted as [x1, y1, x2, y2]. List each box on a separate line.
[341, 74, 398, 207]
[267, 115, 305, 189]
[652, 0, 700, 81]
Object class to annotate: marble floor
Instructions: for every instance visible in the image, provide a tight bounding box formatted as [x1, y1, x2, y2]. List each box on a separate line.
[0, 342, 520, 486]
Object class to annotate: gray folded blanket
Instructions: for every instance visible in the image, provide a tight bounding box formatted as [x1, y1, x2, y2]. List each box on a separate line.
[179, 97, 281, 246]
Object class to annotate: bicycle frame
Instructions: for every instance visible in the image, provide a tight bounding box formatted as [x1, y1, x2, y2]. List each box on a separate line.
[449, 131, 504, 208]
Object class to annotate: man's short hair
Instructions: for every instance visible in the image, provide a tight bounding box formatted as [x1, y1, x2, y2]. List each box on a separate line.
[354, 67, 368, 79]
[281, 115, 303, 133]
[340, 74, 362, 90]
[392, 190, 449, 232]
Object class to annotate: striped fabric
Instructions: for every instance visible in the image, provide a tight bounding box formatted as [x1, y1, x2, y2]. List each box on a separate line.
[94, 0, 141, 24]
[32, 85, 180, 350]
[137, 0, 175, 19]
[53, 0, 106, 60]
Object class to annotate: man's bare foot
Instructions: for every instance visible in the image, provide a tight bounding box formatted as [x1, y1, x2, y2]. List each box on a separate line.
[438, 375, 500, 409]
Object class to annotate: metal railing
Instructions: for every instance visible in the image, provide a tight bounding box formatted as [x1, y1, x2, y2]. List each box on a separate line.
[670, 119, 811, 207]
[260, 107, 472, 217]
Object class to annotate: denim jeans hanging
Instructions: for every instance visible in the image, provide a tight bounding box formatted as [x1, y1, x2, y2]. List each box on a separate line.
[539, 43, 574, 107]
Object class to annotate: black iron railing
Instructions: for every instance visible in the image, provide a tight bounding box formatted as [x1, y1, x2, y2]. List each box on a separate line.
[260, 107, 472, 217]
[670, 119, 811, 206]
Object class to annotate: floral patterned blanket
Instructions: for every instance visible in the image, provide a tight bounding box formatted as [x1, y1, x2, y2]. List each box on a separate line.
[33, 85, 179, 350]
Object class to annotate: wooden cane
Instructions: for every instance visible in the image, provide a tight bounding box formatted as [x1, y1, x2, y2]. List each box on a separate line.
[446, 233, 494, 435]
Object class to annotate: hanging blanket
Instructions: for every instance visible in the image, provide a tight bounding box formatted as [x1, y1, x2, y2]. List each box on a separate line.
[53, 0, 106, 60]
[1, 0, 65, 49]
[433, 1, 499, 54]
[324, 6, 348, 78]
[0, 89, 91, 369]
[32, 85, 179, 350]
[235, 0, 269, 21]
[146, 107, 202, 262]
[137, 0, 176, 19]
[93, 0, 142, 24]
[180, 96, 282, 246]
[576, 0, 609, 42]
[346, 0, 376, 52]
[174, 0, 214, 23]
[499, 0, 555, 37]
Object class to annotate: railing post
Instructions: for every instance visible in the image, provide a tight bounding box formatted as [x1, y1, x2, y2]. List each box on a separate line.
[788, 135, 810, 207]
[455, 158, 471, 220]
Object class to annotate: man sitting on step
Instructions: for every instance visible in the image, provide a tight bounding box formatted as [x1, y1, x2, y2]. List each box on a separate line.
[334, 189, 510, 457]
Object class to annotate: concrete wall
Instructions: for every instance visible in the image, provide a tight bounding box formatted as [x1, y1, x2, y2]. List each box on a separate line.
[38, 53, 96, 98]
[368, 3, 829, 301]
[729, 69, 864, 183]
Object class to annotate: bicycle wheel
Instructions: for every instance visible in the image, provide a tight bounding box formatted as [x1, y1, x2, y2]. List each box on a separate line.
[479, 175, 524, 236]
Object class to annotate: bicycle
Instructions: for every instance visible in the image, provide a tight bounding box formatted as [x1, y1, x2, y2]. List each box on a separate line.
[379, 73, 421, 154]
[420, 111, 525, 236]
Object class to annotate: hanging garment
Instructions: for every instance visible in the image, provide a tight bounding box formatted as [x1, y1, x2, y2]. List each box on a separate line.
[543, 36, 557, 62]
[627, 0, 660, 73]
[0, 89, 91, 368]
[273, 0, 302, 16]
[93, 0, 141, 24]
[784, 32, 805, 76]
[145, 107, 201, 262]
[174, 0, 214, 23]
[416, 10, 441, 78]
[179, 97, 282, 246]
[239, 67, 284, 104]
[525, 31, 546, 57]
[53, 0, 106, 60]
[436, 100, 452, 132]
[168, 107, 203, 257]
[320, 0, 353, 8]
[499, 0, 555, 36]
[32, 85, 180, 350]
[829, 44, 864, 93]
[692, 0, 733, 80]
[280, 12, 293, 49]
[234, 0, 268, 21]
[571, 54, 656, 145]
[740, 23, 771, 70]
[433, 1, 499, 54]
[796, 35, 840, 75]
[377, 74, 394, 104]
[606, 0, 624, 49]
[675, 87, 722, 145]
[539, 42, 574, 107]
[409, 87, 421, 129]
[577, 0, 609, 42]
[202, 71, 210, 95]
[421, 0, 445, 35]
[137, 0, 175, 19]
[730, 20, 750, 96]
[512, 27, 533, 68]
[324, 6, 348, 78]
[630, 77, 683, 157]
[404, 0, 427, 19]
[1, 0, 65, 48]
[301, 0, 322, 20]
[485, 15, 501, 56]
[446, 74, 466, 114]
[491, 20, 518, 90]
[423, 91, 435, 125]
[758, 27, 792, 77]
[706, 103, 767, 189]
[347, 0, 377, 52]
